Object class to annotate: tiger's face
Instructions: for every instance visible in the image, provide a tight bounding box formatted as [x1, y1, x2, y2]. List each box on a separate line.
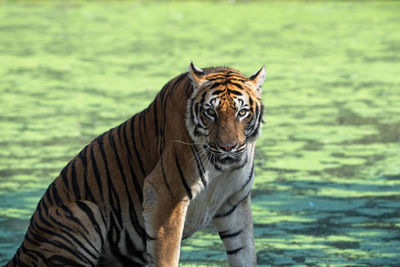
[186, 63, 266, 171]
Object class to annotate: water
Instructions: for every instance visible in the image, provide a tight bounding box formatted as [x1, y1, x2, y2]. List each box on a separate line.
[0, 1, 399, 266]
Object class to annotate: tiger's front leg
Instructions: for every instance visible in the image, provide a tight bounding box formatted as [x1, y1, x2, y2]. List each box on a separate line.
[142, 158, 190, 267]
[213, 192, 257, 267]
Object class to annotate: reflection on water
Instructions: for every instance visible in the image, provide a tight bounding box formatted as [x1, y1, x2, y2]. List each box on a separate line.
[1, 1, 400, 266]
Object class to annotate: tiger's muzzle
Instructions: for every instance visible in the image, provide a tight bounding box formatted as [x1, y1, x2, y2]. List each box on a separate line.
[207, 142, 246, 165]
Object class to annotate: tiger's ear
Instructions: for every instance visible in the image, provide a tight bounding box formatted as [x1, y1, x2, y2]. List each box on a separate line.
[246, 65, 266, 95]
[188, 61, 208, 88]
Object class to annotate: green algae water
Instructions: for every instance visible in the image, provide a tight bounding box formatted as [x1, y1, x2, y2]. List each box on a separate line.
[1, 1, 400, 266]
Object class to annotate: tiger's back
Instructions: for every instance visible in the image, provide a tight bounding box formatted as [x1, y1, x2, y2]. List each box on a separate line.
[6, 63, 266, 267]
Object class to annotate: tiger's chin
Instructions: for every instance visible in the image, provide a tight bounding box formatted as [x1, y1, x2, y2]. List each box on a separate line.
[217, 156, 241, 165]
[207, 149, 248, 171]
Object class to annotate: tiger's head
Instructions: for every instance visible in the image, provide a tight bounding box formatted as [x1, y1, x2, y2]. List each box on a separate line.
[186, 62, 266, 171]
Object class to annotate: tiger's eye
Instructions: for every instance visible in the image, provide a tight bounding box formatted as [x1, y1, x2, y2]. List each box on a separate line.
[205, 109, 216, 117]
[238, 109, 247, 117]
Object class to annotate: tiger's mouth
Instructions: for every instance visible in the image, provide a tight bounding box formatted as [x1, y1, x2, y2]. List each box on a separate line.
[216, 154, 242, 164]
[205, 144, 246, 165]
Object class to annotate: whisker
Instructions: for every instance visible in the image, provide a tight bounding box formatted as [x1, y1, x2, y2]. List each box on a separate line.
[170, 140, 205, 146]
[182, 147, 208, 170]
[204, 152, 213, 171]
[255, 151, 265, 161]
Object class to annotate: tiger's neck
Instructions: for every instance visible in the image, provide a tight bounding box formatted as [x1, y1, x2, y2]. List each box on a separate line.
[127, 73, 193, 178]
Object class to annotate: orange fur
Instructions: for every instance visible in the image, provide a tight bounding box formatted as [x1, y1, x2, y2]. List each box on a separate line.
[6, 63, 266, 267]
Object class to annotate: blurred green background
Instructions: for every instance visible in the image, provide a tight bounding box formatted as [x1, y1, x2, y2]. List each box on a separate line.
[1, 0, 400, 266]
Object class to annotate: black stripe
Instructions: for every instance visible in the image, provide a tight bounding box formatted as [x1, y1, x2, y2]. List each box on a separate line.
[231, 154, 248, 172]
[153, 95, 159, 144]
[158, 78, 175, 197]
[163, 74, 188, 151]
[48, 255, 90, 266]
[130, 118, 146, 177]
[122, 119, 144, 203]
[183, 77, 192, 99]
[209, 153, 223, 172]
[191, 146, 207, 187]
[20, 242, 44, 264]
[214, 191, 251, 218]
[40, 197, 49, 216]
[210, 84, 223, 91]
[219, 229, 242, 240]
[124, 230, 147, 264]
[259, 103, 264, 124]
[227, 247, 244, 255]
[199, 115, 208, 132]
[195, 102, 201, 117]
[80, 146, 96, 202]
[90, 145, 104, 202]
[190, 101, 197, 131]
[227, 76, 246, 82]
[138, 113, 145, 148]
[51, 184, 63, 206]
[127, 203, 153, 244]
[255, 104, 260, 125]
[36, 204, 54, 228]
[58, 226, 98, 261]
[141, 110, 147, 142]
[108, 217, 142, 267]
[17, 260, 33, 267]
[49, 214, 100, 255]
[60, 162, 70, 190]
[32, 222, 92, 264]
[169, 73, 187, 95]
[228, 89, 243, 95]
[108, 216, 120, 255]
[108, 130, 130, 227]
[160, 79, 173, 151]
[200, 90, 208, 104]
[191, 102, 198, 125]
[161, 156, 173, 197]
[75, 201, 105, 248]
[246, 104, 259, 137]
[207, 71, 244, 80]
[247, 103, 264, 139]
[229, 82, 244, 90]
[60, 205, 90, 235]
[248, 95, 253, 107]
[78, 145, 88, 161]
[23, 236, 40, 249]
[175, 156, 193, 200]
[197, 92, 209, 127]
[97, 133, 123, 227]
[70, 160, 81, 199]
[13, 253, 32, 267]
[159, 79, 171, 101]
[174, 73, 188, 94]
[206, 74, 227, 81]
[236, 98, 244, 108]
[45, 186, 54, 206]
[194, 128, 206, 137]
[117, 127, 150, 244]
[115, 124, 150, 244]
[161, 101, 168, 152]
[239, 163, 254, 191]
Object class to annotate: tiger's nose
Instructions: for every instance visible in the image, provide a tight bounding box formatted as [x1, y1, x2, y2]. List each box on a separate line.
[218, 142, 237, 152]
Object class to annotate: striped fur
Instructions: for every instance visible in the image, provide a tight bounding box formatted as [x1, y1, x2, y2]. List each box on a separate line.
[5, 63, 266, 267]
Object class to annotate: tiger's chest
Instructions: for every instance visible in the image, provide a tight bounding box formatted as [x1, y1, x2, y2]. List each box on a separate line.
[182, 164, 252, 239]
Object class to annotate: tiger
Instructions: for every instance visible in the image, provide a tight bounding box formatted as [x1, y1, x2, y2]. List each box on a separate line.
[5, 62, 266, 267]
